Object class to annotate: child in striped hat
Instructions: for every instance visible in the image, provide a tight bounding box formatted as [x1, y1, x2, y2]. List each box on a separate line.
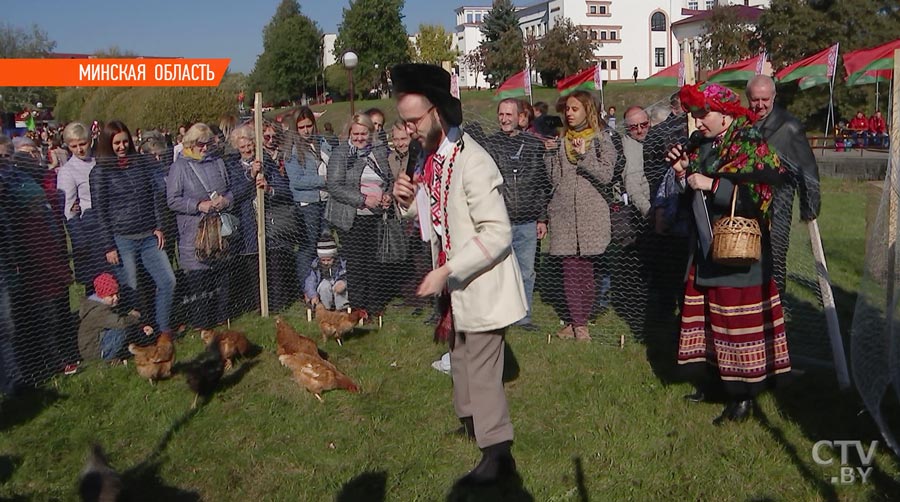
[302, 234, 349, 310]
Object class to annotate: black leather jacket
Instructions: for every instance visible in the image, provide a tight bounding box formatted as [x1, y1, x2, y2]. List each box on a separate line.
[486, 131, 550, 224]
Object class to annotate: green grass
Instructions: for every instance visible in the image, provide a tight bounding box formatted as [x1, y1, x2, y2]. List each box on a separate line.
[2, 177, 899, 501]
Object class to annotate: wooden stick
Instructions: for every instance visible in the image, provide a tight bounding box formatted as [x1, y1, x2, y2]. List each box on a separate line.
[255, 92, 269, 317]
[807, 220, 850, 389]
[888, 49, 900, 319]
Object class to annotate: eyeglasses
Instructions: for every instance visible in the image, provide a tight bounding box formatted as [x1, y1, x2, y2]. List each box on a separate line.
[263, 134, 276, 141]
[626, 121, 650, 132]
[401, 106, 435, 132]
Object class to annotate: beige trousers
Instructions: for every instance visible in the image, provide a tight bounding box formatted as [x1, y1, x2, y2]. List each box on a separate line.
[451, 329, 513, 448]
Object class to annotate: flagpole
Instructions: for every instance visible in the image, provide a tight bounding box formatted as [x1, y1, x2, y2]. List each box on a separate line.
[826, 43, 839, 146]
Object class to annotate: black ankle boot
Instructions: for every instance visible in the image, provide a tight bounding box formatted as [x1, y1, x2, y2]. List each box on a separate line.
[683, 388, 706, 403]
[452, 416, 475, 440]
[462, 440, 516, 484]
[729, 399, 754, 422]
[713, 401, 737, 426]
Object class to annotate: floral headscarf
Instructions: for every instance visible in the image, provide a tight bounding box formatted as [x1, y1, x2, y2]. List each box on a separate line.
[679, 82, 756, 122]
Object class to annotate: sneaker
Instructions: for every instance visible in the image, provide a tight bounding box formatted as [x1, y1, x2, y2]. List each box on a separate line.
[555, 324, 575, 339]
[574, 326, 592, 342]
[431, 352, 451, 374]
[63, 363, 79, 375]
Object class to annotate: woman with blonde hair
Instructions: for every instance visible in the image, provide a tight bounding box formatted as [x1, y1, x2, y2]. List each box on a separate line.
[325, 112, 393, 316]
[167, 122, 234, 331]
[546, 91, 616, 341]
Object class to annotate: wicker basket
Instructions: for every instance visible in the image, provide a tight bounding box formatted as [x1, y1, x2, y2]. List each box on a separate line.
[712, 186, 761, 266]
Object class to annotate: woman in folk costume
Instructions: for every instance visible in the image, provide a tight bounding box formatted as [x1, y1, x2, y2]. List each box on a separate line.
[667, 82, 790, 425]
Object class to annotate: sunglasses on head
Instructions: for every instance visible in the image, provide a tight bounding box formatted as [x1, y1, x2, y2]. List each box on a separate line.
[626, 121, 650, 131]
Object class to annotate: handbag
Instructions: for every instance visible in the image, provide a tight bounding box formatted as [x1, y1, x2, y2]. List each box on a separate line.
[377, 204, 408, 264]
[609, 201, 639, 247]
[712, 186, 761, 266]
[195, 212, 228, 262]
[188, 159, 239, 238]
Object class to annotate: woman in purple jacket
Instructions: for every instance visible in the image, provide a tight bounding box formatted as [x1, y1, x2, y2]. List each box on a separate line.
[167, 123, 234, 332]
[90, 121, 176, 334]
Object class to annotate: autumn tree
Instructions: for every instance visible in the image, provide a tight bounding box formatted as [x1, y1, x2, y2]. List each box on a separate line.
[414, 24, 457, 66]
[459, 46, 487, 89]
[480, 0, 523, 86]
[0, 22, 56, 110]
[535, 18, 598, 87]
[334, 0, 410, 98]
[249, 0, 322, 103]
[698, 6, 760, 70]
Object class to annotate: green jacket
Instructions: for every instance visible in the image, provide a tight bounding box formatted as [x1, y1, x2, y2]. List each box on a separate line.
[77, 296, 140, 361]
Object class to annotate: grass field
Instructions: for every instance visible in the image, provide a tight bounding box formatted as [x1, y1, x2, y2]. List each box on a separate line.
[2, 177, 898, 501]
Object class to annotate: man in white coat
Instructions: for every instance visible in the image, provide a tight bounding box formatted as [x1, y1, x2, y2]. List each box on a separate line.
[392, 63, 527, 484]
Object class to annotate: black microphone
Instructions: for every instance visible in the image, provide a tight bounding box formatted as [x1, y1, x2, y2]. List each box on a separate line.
[405, 138, 423, 180]
[683, 130, 705, 153]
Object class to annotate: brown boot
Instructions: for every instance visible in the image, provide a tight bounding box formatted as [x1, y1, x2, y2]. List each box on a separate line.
[574, 325, 592, 341]
[555, 324, 574, 339]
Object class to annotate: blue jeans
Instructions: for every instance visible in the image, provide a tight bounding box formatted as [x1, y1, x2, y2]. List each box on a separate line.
[511, 222, 537, 324]
[296, 202, 325, 293]
[100, 328, 126, 361]
[114, 235, 176, 332]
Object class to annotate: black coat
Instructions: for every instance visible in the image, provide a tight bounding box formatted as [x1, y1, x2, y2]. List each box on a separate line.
[486, 131, 550, 224]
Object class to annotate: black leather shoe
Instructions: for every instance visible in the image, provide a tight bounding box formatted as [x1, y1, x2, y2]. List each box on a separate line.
[462, 441, 516, 484]
[729, 399, 754, 422]
[713, 402, 737, 426]
[683, 389, 706, 403]
[451, 416, 475, 440]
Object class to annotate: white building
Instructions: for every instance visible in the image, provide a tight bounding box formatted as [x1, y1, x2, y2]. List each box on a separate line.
[454, 0, 770, 89]
[322, 33, 338, 68]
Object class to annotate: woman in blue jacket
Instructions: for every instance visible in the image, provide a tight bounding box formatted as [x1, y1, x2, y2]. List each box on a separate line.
[90, 121, 176, 334]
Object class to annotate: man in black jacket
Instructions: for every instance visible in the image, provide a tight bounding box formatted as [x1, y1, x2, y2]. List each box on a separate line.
[746, 75, 822, 292]
[486, 98, 551, 331]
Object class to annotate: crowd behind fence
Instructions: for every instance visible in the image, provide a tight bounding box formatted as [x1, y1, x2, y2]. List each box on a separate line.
[0, 92, 835, 393]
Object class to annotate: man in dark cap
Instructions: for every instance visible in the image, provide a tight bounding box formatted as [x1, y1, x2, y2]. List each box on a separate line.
[392, 64, 527, 484]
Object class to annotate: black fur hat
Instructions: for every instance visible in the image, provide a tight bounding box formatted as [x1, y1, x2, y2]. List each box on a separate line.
[391, 64, 463, 127]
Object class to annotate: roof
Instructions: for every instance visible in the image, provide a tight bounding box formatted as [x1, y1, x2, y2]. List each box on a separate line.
[671, 5, 765, 28]
[49, 52, 182, 59]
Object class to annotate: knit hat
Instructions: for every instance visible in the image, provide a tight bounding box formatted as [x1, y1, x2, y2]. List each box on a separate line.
[317, 236, 338, 258]
[93, 273, 119, 298]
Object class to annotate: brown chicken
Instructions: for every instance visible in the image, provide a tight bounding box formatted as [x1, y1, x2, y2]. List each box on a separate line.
[278, 352, 359, 402]
[201, 329, 251, 371]
[275, 316, 319, 356]
[128, 332, 175, 384]
[315, 305, 368, 346]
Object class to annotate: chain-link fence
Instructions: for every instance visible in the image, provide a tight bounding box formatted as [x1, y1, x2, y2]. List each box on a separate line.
[0, 93, 843, 393]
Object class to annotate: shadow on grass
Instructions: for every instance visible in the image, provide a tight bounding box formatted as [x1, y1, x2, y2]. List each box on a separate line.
[120, 460, 201, 502]
[0, 387, 64, 432]
[445, 470, 534, 502]
[0, 454, 28, 502]
[336, 470, 387, 502]
[573, 456, 589, 502]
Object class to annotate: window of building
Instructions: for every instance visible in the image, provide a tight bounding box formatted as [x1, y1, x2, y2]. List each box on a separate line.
[610, 31, 617, 40]
[655, 48, 666, 67]
[599, 6, 607, 14]
[600, 31, 607, 40]
[467, 13, 473, 23]
[476, 13, 482, 22]
[600, 60, 608, 70]
[610, 60, 617, 70]
[590, 5, 597, 13]
[688, 0, 698, 9]
[705, 0, 715, 8]
[651, 12, 666, 31]
[590, 30, 598, 40]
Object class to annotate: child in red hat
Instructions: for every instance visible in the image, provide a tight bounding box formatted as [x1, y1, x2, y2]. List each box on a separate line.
[77, 272, 148, 363]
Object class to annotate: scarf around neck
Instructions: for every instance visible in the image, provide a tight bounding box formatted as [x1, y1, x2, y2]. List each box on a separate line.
[564, 126, 594, 165]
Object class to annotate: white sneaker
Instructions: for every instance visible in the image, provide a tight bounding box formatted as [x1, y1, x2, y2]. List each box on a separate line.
[431, 352, 451, 375]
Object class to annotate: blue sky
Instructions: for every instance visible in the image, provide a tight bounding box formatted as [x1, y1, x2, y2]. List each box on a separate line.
[3, 0, 530, 73]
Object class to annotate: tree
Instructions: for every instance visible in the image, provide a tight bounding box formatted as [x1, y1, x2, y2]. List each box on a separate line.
[480, 0, 523, 87]
[92, 46, 138, 58]
[459, 46, 487, 89]
[0, 22, 56, 111]
[248, 0, 322, 104]
[698, 6, 760, 70]
[413, 24, 457, 66]
[334, 0, 410, 98]
[534, 18, 598, 87]
[757, 0, 900, 129]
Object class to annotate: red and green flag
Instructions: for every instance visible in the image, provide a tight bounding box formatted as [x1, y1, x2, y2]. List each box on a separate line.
[637, 61, 683, 87]
[707, 52, 767, 84]
[776, 43, 839, 90]
[844, 38, 900, 86]
[557, 65, 601, 96]
[495, 68, 530, 100]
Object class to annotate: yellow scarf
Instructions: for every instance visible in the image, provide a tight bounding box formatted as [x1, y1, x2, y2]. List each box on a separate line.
[182, 147, 203, 160]
[564, 127, 595, 165]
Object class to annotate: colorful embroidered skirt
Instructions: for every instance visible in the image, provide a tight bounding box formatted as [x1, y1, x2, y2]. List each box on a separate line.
[677, 267, 791, 397]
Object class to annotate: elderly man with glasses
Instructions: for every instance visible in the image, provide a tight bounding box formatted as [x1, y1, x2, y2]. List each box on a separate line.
[621, 106, 652, 219]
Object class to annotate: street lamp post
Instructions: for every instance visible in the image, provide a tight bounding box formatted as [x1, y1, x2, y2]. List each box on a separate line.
[342, 51, 359, 115]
